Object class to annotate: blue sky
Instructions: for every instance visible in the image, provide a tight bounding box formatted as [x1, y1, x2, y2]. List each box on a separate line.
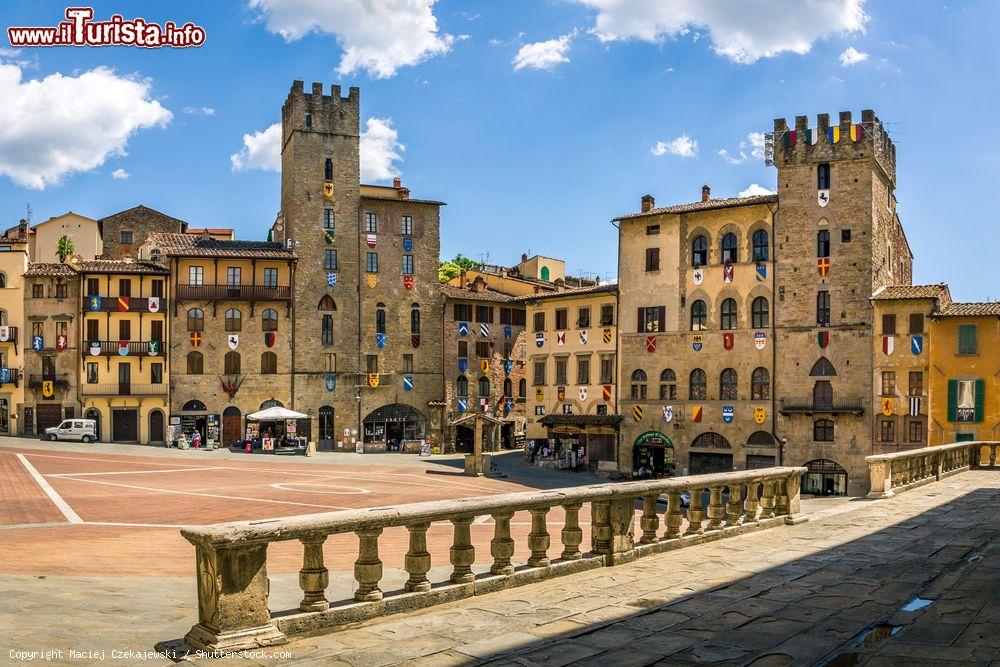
[0, 1, 996, 300]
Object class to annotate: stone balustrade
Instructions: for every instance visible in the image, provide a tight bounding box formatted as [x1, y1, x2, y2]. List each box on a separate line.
[178, 466, 806, 651]
[866, 441, 999, 499]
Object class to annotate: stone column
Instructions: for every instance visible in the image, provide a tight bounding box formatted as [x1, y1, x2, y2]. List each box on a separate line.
[663, 491, 683, 539]
[560, 502, 583, 560]
[490, 512, 515, 575]
[760, 481, 776, 520]
[866, 460, 893, 498]
[706, 486, 724, 531]
[639, 495, 660, 544]
[298, 536, 330, 611]
[184, 542, 287, 651]
[684, 488, 704, 536]
[527, 508, 551, 567]
[404, 523, 432, 592]
[354, 528, 383, 601]
[744, 481, 760, 522]
[449, 517, 476, 584]
[725, 484, 743, 527]
[591, 497, 635, 564]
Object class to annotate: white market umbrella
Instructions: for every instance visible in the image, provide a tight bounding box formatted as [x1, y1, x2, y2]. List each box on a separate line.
[246, 406, 308, 421]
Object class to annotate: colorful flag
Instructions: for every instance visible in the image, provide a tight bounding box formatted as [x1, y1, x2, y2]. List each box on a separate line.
[829, 126, 841, 144]
[723, 333, 734, 351]
[817, 258, 830, 277]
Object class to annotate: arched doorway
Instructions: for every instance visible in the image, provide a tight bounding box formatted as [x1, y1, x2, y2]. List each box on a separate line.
[222, 406, 242, 447]
[633, 431, 674, 477]
[455, 425, 475, 453]
[260, 398, 284, 410]
[85, 408, 101, 441]
[318, 406, 334, 451]
[179, 399, 210, 447]
[149, 409, 165, 444]
[802, 459, 848, 496]
[363, 403, 426, 452]
[688, 431, 733, 475]
[746, 431, 776, 469]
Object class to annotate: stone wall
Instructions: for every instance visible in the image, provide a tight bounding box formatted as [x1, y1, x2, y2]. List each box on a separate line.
[99, 206, 186, 259]
[23, 272, 81, 427]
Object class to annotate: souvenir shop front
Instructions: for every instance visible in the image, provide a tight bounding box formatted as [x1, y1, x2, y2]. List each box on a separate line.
[362, 403, 427, 453]
[170, 399, 218, 448]
[532, 414, 621, 472]
[632, 430, 675, 478]
[244, 401, 309, 452]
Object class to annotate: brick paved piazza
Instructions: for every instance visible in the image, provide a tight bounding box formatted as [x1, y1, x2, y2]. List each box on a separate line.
[1, 439, 997, 666]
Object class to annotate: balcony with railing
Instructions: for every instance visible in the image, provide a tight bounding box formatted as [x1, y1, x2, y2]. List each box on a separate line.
[28, 373, 71, 390]
[80, 341, 166, 358]
[778, 396, 864, 415]
[175, 284, 292, 301]
[80, 383, 168, 397]
[81, 296, 167, 313]
[0, 368, 21, 386]
[0, 326, 18, 343]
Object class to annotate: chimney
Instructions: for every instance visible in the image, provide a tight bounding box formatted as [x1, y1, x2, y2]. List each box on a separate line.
[399, 187, 410, 200]
[641, 194, 655, 213]
[459, 269, 467, 287]
[393, 177, 401, 189]
[701, 185, 711, 202]
[521, 253, 528, 263]
[472, 275, 486, 293]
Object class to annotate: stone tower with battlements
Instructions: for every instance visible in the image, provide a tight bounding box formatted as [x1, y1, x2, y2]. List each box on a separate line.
[771, 110, 912, 495]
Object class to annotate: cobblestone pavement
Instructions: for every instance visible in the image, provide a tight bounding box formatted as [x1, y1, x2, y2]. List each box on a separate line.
[1, 471, 993, 666]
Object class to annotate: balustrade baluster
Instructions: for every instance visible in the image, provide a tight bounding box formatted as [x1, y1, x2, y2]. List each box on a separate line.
[298, 536, 329, 612]
[664, 491, 683, 539]
[354, 528, 383, 602]
[990, 443, 998, 468]
[449, 517, 476, 584]
[527, 508, 551, 567]
[760, 481, 776, 519]
[685, 487, 704, 536]
[640, 495, 660, 543]
[560, 502, 583, 560]
[404, 523, 432, 592]
[489, 511, 515, 575]
[774, 477, 790, 516]
[725, 484, 744, 526]
[706, 486, 724, 531]
[744, 480, 761, 522]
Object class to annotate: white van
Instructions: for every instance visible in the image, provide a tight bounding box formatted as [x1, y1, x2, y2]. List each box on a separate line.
[44, 419, 98, 443]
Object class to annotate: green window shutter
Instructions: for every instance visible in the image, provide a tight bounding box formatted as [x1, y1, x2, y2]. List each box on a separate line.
[971, 325, 978, 354]
[974, 379, 985, 423]
[947, 380, 958, 422]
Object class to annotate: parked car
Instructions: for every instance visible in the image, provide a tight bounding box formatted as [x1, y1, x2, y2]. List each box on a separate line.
[680, 490, 691, 508]
[43, 419, 97, 443]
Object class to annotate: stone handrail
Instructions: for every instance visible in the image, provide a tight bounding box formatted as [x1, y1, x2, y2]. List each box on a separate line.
[866, 441, 999, 499]
[178, 466, 806, 652]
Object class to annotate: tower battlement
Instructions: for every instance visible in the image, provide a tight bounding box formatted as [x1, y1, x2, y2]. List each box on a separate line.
[281, 80, 360, 145]
[771, 110, 896, 185]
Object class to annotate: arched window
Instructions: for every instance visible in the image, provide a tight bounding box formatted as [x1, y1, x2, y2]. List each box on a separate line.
[817, 229, 831, 258]
[0, 273, 7, 288]
[721, 232, 738, 264]
[630, 369, 647, 400]
[0, 309, 6, 326]
[318, 295, 336, 310]
[503, 378, 512, 397]
[187, 308, 203, 332]
[478, 376, 490, 396]
[518, 378, 526, 397]
[262, 309, 278, 332]
[690, 300, 708, 331]
[322, 314, 334, 346]
[659, 368, 676, 400]
[225, 308, 242, 332]
[224, 351, 241, 375]
[810, 357, 837, 377]
[813, 380, 833, 407]
[720, 368, 738, 400]
[689, 368, 707, 400]
[457, 376, 468, 397]
[261, 351, 277, 374]
[411, 303, 420, 334]
[751, 367, 770, 400]
[752, 297, 769, 329]
[692, 235, 708, 266]
[186, 351, 203, 374]
[324, 158, 333, 181]
[814, 419, 834, 442]
[752, 229, 769, 261]
[540, 266, 550, 281]
[376, 302, 386, 334]
[720, 298, 737, 330]
[748, 431, 775, 446]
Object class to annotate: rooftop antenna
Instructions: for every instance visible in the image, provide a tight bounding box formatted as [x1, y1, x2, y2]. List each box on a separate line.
[24, 202, 32, 224]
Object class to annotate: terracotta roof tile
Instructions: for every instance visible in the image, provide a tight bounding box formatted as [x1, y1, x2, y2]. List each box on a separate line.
[935, 302, 1000, 317]
[871, 284, 951, 301]
[146, 232, 296, 259]
[25, 262, 76, 277]
[511, 283, 618, 303]
[441, 285, 517, 303]
[614, 194, 778, 221]
[75, 258, 169, 275]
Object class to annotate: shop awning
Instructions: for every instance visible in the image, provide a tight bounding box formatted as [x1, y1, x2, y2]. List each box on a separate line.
[247, 406, 308, 421]
[538, 414, 623, 427]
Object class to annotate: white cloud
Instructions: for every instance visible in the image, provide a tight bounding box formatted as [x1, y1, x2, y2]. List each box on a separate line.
[230, 117, 404, 182]
[359, 117, 404, 182]
[575, 0, 867, 64]
[230, 122, 281, 172]
[513, 35, 573, 71]
[651, 134, 698, 158]
[183, 106, 216, 116]
[111, 168, 129, 180]
[839, 46, 869, 66]
[248, 0, 454, 78]
[739, 183, 775, 197]
[0, 63, 170, 190]
[718, 131, 765, 165]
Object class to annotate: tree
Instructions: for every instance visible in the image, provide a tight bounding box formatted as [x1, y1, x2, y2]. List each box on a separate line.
[56, 235, 75, 263]
[450, 253, 477, 270]
[439, 262, 462, 283]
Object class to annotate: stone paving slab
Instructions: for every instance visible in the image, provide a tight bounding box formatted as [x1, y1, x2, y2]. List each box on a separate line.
[0, 472, 995, 666]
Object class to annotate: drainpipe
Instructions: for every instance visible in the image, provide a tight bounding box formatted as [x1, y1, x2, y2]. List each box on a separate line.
[611, 219, 622, 471]
[356, 202, 363, 446]
[766, 199, 783, 466]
